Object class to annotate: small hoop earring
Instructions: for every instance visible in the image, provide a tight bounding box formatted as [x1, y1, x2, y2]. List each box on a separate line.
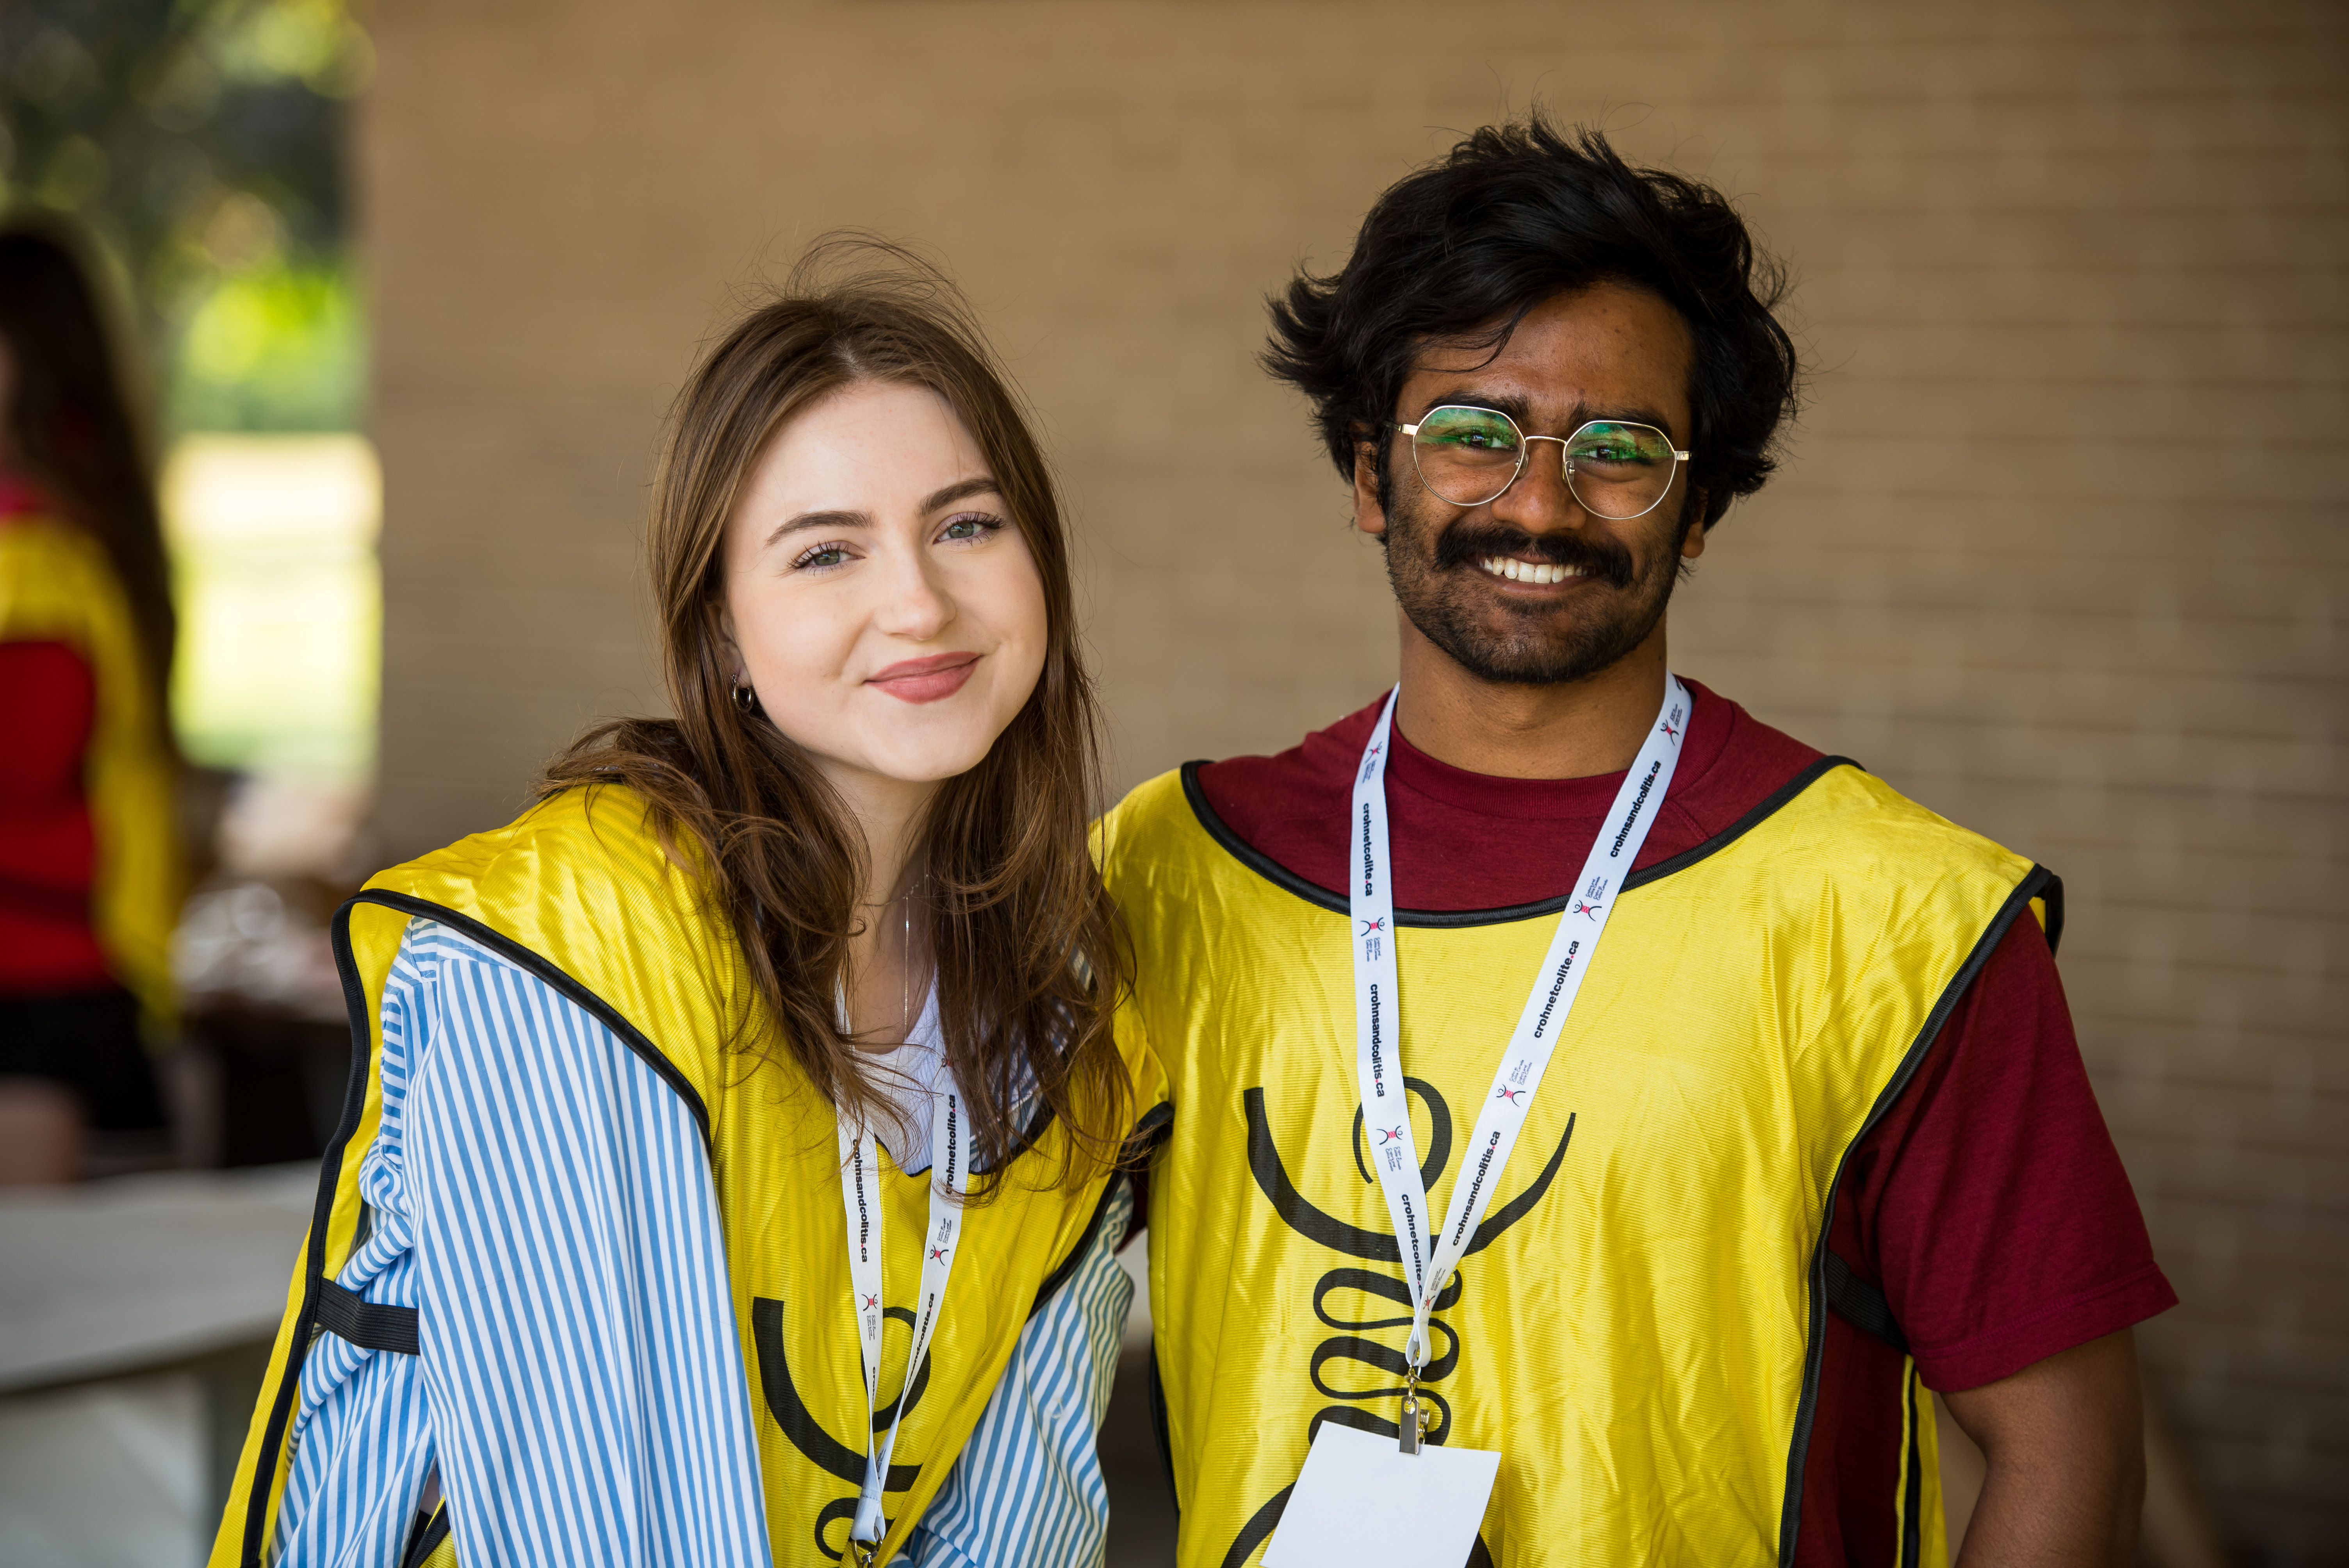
[731, 681, 760, 716]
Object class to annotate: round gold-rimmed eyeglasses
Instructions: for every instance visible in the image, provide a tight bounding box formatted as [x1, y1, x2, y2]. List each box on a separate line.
[1396, 406, 1692, 519]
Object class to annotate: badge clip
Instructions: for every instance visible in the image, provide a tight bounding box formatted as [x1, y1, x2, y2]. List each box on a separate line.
[1399, 1363, 1425, 1455]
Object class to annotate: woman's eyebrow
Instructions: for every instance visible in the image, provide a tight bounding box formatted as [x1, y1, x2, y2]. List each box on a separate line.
[922, 476, 1000, 511]
[764, 508, 867, 549]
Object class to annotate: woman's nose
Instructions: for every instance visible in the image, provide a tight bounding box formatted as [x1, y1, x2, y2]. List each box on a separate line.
[871, 547, 955, 640]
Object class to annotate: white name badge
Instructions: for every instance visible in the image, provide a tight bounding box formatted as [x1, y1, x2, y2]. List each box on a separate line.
[1260, 1421, 1501, 1568]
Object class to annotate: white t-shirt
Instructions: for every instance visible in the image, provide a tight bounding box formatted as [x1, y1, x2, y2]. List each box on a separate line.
[864, 984, 946, 1174]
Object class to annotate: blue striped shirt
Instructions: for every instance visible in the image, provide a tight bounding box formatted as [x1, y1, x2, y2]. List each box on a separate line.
[273, 919, 1134, 1566]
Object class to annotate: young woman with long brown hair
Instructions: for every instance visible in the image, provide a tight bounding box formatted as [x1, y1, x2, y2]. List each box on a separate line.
[0, 222, 183, 1183]
[217, 249, 1167, 1568]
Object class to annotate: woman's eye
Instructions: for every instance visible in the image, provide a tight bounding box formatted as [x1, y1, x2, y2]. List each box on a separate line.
[937, 512, 1003, 543]
[793, 543, 852, 570]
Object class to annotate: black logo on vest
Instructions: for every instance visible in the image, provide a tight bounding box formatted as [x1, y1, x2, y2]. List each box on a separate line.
[751, 1296, 934, 1561]
[1226, 1079, 1575, 1568]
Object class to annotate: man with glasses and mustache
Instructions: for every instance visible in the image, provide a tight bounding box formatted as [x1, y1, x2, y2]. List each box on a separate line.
[1101, 118, 2170, 1567]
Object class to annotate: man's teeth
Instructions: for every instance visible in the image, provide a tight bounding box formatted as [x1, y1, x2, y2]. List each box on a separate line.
[1479, 556, 1586, 584]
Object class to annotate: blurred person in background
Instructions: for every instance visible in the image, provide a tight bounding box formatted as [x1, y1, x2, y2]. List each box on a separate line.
[1104, 119, 2170, 1566]
[0, 222, 183, 1185]
[216, 249, 1166, 1568]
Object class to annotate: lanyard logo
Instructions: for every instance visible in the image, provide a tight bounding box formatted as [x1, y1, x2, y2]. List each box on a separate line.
[1573, 874, 1611, 921]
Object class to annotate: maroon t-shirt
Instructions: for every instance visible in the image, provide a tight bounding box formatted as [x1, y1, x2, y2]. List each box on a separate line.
[1196, 679, 2173, 1564]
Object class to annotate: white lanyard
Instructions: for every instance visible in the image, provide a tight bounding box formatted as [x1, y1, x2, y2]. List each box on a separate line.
[836, 1003, 970, 1562]
[1349, 675, 1688, 1439]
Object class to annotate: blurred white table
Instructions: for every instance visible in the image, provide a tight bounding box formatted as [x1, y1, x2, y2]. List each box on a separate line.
[0, 1163, 315, 1394]
[0, 1165, 316, 1568]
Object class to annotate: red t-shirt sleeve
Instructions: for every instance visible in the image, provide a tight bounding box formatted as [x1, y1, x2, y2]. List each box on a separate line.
[1830, 914, 2177, 1392]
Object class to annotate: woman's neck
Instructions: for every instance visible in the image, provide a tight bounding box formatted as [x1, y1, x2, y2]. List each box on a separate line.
[824, 764, 941, 1053]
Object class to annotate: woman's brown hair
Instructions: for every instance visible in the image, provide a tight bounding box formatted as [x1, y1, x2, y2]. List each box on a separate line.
[541, 241, 1127, 1189]
[0, 221, 176, 738]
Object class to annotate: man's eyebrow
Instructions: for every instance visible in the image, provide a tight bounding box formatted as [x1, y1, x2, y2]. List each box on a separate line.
[1413, 389, 1536, 425]
[759, 477, 1002, 551]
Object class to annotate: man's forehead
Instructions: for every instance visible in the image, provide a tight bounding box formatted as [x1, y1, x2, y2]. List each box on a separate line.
[1410, 287, 1687, 372]
[1399, 286, 1692, 422]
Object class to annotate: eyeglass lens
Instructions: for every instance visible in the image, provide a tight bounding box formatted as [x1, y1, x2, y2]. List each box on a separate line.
[1409, 406, 1680, 519]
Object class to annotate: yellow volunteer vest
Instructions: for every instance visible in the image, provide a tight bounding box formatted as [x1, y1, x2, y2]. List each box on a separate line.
[1101, 757, 2055, 1568]
[0, 513, 181, 1032]
[215, 784, 1165, 1567]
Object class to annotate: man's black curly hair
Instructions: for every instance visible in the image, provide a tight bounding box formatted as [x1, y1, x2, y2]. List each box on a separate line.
[1264, 116, 1800, 530]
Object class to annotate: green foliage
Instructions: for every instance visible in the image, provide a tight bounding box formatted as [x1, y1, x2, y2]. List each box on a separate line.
[172, 260, 362, 431]
[0, 0, 368, 432]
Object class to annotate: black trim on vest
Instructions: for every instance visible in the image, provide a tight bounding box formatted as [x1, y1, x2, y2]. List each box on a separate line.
[316, 1277, 420, 1355]
[1178, 754, 1859, 927]
[345, 890, 713, 1148]
[1617, 755, 1857, 891]
[1775, 862, 2059, 1568]
[1128, 1096, 1175, 1155]
[237, 892, 713, 1566]
[1148, 1338, 1179, 1522]
[1824, 1251, 1908, 1355]
[238, 900, 380, 1565]
[1030, 1171, 1124, 1322]
[1025, 1098, 1172, 1322]
[2037, 871, 2067, 957]
[398, 1503, 450, 1568]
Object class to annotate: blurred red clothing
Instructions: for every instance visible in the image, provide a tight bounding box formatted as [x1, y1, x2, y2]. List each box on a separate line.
[0, 486, 112, 995]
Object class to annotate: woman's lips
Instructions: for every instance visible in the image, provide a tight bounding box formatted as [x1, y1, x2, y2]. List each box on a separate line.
[867, 652, 980, 704]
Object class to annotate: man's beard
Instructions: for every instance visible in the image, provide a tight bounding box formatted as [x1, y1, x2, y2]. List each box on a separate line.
[1380, 477, 1688, 688]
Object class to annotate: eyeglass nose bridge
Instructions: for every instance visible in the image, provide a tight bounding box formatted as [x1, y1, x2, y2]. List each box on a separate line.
[1517, 431, 1576, 473]
[1458, 431, 1590, 503]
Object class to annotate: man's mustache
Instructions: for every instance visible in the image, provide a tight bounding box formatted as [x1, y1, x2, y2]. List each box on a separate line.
[1432, 524, 1636, 589]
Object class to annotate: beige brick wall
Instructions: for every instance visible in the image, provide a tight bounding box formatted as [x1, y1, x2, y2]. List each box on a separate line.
[364, 2, 2345, 1556]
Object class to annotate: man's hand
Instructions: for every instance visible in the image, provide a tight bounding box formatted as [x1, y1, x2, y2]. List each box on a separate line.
[1941, 1328, 2146, 1565]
